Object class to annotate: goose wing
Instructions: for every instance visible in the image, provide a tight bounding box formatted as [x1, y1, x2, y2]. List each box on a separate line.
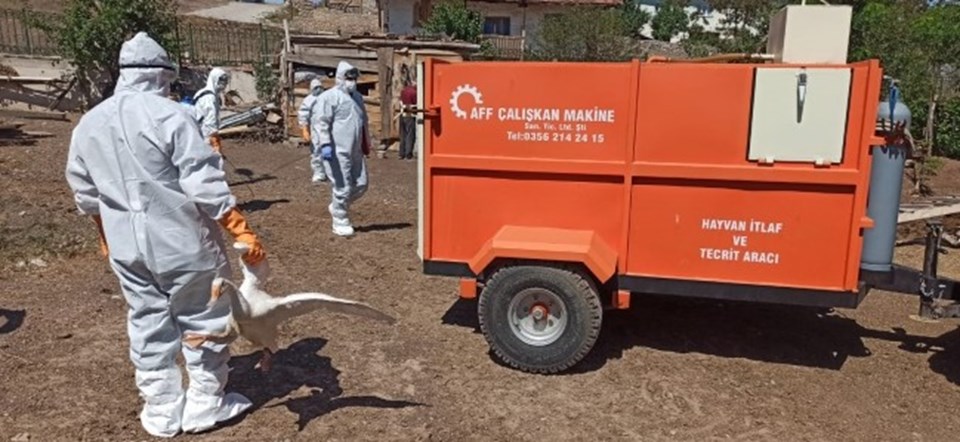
[263, 292, 397, 326]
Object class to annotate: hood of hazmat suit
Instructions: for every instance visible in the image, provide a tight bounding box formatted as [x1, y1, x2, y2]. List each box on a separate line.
[311, 61, 370, 236]
[297, 77, 325, 128]
[193, 67, 229, 139]
[310, 78, 323, 95]
[64, 32, 250, 437]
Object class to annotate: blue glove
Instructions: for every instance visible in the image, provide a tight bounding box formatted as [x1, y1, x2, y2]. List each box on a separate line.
[320, 144, 333, 160]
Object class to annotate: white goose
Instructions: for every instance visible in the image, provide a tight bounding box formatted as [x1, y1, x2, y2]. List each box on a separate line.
[183, 243, 396, 372]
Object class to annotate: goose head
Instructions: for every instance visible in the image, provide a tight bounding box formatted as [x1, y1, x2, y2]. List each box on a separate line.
[233, 242, 270, 293]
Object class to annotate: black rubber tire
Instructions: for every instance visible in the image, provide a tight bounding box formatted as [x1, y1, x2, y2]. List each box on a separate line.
[478, 265, 603, 374]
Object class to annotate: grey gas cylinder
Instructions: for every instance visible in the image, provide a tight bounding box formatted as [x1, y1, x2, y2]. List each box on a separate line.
[861, 84, 911, 272]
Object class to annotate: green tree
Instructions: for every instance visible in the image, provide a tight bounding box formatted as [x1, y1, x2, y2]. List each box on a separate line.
[689, 0, 784, 53]
[30, 0, 179, 107]
[850, 1, 960, 159]
[531, 6, 635, 62]
[651, 0, 690, 41]
[621, 0, 654, 38]
[422, 0, 484, 43]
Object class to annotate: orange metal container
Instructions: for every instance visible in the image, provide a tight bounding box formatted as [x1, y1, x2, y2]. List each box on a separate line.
[418, 58, 884, 308]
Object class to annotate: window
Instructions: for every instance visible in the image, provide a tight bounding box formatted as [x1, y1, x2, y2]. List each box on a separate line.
[412, 0, 432, 28]
[483, 16, 511, 36]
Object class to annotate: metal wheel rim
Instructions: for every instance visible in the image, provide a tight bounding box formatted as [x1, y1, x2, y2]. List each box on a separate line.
[507, 287, 568, 347]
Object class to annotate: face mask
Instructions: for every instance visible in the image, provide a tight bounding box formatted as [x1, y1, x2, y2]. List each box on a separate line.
[344, 80, 357, 92]
[159, 68, 178, 87]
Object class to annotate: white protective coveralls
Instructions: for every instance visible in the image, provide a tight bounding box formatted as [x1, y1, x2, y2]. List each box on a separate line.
[193, 68, 230, 154]
[298, 78, 327, 183]
[312, 61, 370, 237]
[64, 33, 253, 437]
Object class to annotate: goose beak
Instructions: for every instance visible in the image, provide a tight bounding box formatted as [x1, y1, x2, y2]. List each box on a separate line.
[209, 278, 224, 306]
[182, 333, 207, 349]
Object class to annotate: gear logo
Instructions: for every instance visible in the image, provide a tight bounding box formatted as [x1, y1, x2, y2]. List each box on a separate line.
[449, 84, 483, 119]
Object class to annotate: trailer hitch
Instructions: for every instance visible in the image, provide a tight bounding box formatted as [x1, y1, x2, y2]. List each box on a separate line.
[861, 219, 960, 320]
[916, 220, 960, 319]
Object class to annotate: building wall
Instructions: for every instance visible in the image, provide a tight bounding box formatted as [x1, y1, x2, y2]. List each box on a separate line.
[385, 0, 730, 44]
[386, 0, 418, 35]
[386, 0, 584, 38]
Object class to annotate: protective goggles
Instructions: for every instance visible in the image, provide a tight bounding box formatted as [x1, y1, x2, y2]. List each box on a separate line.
[344, 68, 360, 80]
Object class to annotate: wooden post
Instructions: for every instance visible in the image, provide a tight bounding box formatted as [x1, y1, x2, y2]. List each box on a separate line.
[377, 47, 395, 145]
[282, 20, 292, 139]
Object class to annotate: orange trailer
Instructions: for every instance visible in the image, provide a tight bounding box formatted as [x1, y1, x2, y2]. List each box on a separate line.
[414, 57, 960, 374]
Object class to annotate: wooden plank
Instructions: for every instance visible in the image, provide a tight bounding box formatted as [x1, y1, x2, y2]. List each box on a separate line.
[349, 38, 480, 51]
[377, 47, 394, 141]
[898, 202, 960, 224]
[0, 109, 68, 121]
[21, 131, 54, 138]
[290, 34, 350, 45]
[0, 76, 64, 84]
[286, 52, 379, 73]
[219, 125, 254, 137]
[296, 45, 378, 60]
[283, 20, 292, 138]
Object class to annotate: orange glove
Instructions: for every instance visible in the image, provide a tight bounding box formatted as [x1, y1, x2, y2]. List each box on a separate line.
[209, 134, 223, 154]
[92, 215, 108, 257]
[300, 126, 310, 141]
[218, 207, 266, 265]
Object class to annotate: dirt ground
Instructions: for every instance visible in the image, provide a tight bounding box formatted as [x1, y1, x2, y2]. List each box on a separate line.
[4, 120, 960, 441]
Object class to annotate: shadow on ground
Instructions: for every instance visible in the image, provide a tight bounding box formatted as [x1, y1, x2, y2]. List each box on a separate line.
[441, 298, 480, 333]
[355, 223, 413, 233]
[225, 338, 424, 431]
[238, 199, 291, 213]
[229, 174, 278, 187]
[442, 294, 960, 381]
[0, 309, 26, 335]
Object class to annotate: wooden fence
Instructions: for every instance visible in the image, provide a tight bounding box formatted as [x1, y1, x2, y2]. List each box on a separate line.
[482, 35, 525, 60]
[0, 8, 285, 66]
[0, 9, 59, 56]
[177, 21, 285, 66]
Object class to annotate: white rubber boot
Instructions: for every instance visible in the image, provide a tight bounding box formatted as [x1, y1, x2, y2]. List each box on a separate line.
[332, 218, 355, 237]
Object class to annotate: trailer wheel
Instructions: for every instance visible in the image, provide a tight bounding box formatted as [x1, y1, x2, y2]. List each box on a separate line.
[478, 265, 602, 374]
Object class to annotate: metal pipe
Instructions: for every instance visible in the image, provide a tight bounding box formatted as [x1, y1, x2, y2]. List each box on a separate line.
[647, 53, 775, 64]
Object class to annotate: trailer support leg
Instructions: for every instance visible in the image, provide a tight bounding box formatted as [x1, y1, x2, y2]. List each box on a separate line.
[919, 220, 943, 318]
[614, 290, 630, 310]
[915, 220, 960, 319]
[459, 278, 478, 300]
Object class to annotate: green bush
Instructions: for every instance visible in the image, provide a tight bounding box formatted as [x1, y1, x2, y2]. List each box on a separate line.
[936, 98, 960, 159]
[29, 0, 179, 106]
[253, 61, 279, 103]
[651, 0, 689, 41]
[422, 0, 484, 43]
[530, 7, 635, 62]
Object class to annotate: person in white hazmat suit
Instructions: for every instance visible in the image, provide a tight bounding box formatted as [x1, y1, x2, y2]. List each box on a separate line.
[312, 61, 371, 237]
[193, 67, 230, 155]
[64, 32, 266, 437]
[298, 78, 327, 184]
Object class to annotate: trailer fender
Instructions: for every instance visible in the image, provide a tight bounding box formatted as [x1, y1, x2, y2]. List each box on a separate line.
[469, 226, 618, 283]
